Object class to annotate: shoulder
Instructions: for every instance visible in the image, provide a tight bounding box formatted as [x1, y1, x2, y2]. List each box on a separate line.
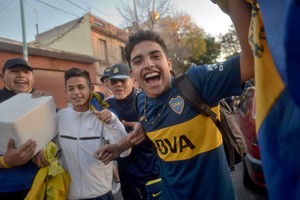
[57, 107, 72, 116]
[0, 88, 16, 103]
[135, 90, 146, 102]
[135, 90, 146, 112]
[183, 56, 241, 104]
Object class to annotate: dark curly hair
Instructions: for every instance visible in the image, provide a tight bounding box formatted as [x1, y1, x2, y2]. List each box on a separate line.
[124, 30, 168, 69]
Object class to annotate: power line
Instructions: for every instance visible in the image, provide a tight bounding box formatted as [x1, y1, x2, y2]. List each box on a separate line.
[78, 0, 122, 24]
[65, 0, 89, 13]
[35, 0, 79, 18]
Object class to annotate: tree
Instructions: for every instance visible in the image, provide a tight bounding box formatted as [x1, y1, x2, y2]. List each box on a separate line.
[195, 34, 221, 65]
[218, 24, 240, 59]
[158, 12, 206, 74]
[117, 0, 174, 32]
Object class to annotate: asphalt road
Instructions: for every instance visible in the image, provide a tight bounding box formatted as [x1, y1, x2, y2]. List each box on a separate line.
[231, 162, 268, 200]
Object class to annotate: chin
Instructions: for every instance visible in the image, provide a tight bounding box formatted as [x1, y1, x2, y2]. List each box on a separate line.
[146, 91, 161, 98]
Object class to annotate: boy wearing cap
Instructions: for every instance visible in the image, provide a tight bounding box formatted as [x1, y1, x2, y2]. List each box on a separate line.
[100, 67, 111, 86]
[95, 63, 162, 200]
[0, 58, 51, 199]
[100, 67, 113, 99]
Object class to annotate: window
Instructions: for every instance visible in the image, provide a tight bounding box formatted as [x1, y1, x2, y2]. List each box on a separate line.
[98, 39, 107, 61]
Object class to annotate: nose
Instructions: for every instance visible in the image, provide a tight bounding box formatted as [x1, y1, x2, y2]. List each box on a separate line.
[16, 71, 26, 77]
[72, 87, 80, 94]
[143, 56, 155, 69]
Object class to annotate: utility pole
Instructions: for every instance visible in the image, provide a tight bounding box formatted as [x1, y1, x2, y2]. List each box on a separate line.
[20, 0, 28, 61]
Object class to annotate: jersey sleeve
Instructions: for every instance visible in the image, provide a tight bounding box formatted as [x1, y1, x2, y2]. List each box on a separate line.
[186, 55, 242, 106]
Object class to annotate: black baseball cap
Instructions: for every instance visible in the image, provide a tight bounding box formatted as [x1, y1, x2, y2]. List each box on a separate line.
[2, 58, 33, 74]
[100, 67, 111, 83]
[109, 64, 130, 80]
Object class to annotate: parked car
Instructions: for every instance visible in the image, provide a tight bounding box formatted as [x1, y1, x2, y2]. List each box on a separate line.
[234, 87, 266, 189]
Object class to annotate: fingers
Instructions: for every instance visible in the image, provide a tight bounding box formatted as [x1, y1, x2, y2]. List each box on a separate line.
[19, 140, 37, 163]
[94, 150, 112, 165]
[125, 122, 146, 145]
[20, 140, 37, 155]
[7, 139, 36, 157]
[7, 138, 15, 149]
[122, 120, 135, 128]
[5, 139, 37, 167]
[100, 152, 113, 165]
[93, 149, 103, 160]
[33, 151, 49, 168]
[93, 109, 112, 123]
[128, 131, 146, 145]
[31, 90, 52, 98]
[94, 144, 117, 165]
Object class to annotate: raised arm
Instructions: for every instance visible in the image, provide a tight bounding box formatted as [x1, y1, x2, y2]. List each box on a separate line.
[215, 0, 254, 83]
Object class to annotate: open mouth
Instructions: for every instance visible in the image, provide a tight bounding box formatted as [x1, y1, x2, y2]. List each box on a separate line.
[15, 80, 28, 85]
[144, 72, 160, 85]
[73, 97, 83, 103]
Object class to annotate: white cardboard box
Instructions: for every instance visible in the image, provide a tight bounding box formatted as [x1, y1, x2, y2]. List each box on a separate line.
[0, 93, 57, 155]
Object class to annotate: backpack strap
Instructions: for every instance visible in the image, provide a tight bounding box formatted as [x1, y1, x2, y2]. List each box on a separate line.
[174, 73, 235, 170]
[174, 74, 211, 117]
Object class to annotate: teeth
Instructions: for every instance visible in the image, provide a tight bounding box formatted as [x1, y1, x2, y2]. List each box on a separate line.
[145, 72, 159, 79]
[15, 81, 27, 84]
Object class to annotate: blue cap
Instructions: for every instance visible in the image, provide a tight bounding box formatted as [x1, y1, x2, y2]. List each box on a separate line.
[109, 64, 130, 80]
[100, 67, 111, 83]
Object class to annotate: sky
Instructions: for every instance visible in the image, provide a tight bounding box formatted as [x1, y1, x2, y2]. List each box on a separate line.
[0, 0, 233, 42]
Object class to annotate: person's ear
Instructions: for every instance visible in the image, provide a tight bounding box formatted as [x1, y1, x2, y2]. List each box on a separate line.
[167, 58, 175, 76]
[130, 69, 134, 77]
[168, 58, 173, 70]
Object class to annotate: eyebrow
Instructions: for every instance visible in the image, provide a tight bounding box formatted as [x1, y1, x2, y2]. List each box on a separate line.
[67, 83, 87, 88]
[131, 50, 163, 62]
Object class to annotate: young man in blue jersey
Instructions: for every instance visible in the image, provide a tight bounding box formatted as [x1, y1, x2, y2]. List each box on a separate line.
[125, 1, 253, 200]
[95, 0, 253, 199]
[103, 63, 161, 200]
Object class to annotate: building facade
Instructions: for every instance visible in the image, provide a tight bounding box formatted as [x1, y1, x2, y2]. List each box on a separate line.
[1, 13, 128, 109]
[34, 13, 128, 79]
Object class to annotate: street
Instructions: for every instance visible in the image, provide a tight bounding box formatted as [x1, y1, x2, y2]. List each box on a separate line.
[231, 162, 268, 200]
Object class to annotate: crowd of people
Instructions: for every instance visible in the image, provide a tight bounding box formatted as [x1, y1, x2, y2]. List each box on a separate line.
[1, 0, 299, 199]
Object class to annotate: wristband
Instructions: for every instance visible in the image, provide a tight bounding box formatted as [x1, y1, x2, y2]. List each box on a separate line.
[0, 156, 11, 168]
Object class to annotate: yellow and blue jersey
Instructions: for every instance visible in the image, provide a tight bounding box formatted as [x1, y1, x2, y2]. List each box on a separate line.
[137, 56, 241, 200]
[248, 1, 300, 199]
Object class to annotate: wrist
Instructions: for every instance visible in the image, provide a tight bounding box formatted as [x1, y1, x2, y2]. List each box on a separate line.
[0, 156, 11, 168]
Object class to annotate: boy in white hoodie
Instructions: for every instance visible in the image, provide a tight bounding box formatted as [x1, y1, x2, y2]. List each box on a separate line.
[58, 67, 129, 200]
